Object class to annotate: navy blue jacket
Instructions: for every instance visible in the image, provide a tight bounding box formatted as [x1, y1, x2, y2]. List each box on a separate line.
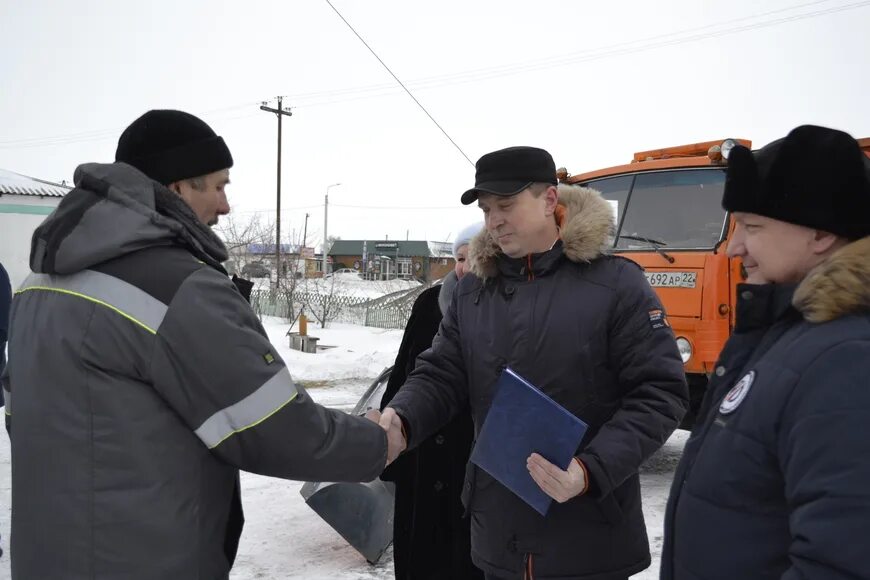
[662, 236, 870, 579]
[389, 185, 688, 579]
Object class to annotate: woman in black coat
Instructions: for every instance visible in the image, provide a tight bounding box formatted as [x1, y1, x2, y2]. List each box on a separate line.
[380, 223, 484, 580]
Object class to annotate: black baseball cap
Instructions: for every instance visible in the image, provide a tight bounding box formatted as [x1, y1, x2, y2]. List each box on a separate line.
[461, 146, 557, 205]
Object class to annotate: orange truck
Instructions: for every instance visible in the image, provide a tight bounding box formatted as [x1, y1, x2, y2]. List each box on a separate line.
[559, 137, 870, 427]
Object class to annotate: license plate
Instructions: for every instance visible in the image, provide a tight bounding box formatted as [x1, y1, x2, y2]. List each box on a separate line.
[644, 271, 697, 288]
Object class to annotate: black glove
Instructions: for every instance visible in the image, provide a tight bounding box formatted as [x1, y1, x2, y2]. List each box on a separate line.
[231, 274, 254, 303]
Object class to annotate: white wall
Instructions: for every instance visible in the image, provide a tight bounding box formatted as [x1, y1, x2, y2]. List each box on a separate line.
[0, 195, 59, 288]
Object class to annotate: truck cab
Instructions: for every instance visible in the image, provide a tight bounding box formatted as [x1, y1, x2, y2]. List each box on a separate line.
[562, 137, 870, 428]
[561, 139, 748, 427]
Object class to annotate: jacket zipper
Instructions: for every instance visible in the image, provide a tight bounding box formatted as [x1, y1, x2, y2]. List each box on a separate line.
[523, 553, 535, 580]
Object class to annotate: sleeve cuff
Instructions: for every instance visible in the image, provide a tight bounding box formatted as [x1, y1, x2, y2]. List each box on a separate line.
[576, 452, 609, 498]
[573, 457, 590, 496]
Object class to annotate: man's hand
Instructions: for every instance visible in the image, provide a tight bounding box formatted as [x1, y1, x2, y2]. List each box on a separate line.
[364, 409, 381, 423]
[379, 407, 407, 466]
[527, 453, 587, 503]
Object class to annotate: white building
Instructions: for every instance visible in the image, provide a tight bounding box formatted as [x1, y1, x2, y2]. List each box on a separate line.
[0, 169, 69, 288]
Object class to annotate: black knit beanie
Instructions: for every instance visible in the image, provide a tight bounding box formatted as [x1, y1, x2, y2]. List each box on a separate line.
[722, 124, 870, 240]
[115, 110, 234, 185]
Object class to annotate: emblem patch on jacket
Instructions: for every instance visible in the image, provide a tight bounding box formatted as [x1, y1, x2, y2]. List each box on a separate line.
[719, 371, 755, 415]
[648, 309, 670, 330]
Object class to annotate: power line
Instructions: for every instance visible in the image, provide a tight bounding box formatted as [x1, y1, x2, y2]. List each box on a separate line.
[0, 101, 262, 149]
[323, 0, 475, 168]
[3, 0, 867, 150]
[290, 0, 838, 104]
[300, 0, 869, 106]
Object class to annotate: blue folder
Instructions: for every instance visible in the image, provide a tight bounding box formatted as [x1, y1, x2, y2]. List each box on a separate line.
[470, 367, 589, 516]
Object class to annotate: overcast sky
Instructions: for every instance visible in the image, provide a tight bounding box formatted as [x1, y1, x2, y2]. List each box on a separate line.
[2, 0, 869, 248]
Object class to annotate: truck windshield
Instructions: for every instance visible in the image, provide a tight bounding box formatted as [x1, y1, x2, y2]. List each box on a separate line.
[583, 169, 728, 250]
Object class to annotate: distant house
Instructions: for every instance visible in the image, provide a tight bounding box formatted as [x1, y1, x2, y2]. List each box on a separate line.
[226, 243, 317, 279]
[0, 169, 70, 287]
[328, 239, 455, 282]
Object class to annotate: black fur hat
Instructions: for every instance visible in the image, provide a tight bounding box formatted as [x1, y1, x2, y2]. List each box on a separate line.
[723, 125, 870, 240]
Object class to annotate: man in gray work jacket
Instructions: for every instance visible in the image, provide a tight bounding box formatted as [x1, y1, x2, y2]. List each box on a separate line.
[1, 110, 387, 579]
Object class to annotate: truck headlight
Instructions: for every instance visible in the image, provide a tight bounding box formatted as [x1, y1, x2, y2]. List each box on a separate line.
[676, 337, 693, 364]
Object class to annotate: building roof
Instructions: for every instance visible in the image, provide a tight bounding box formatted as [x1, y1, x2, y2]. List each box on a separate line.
[329, 239, 454, 258]
[428, 241, 454, 259]
[0, 168, 71, 198]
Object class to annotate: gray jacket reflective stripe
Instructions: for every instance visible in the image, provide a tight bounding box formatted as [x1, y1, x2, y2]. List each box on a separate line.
[195, 367, 298, 449]
[19, 271, 168, 334]
[15, 270, 304, 454]
[6, 163, 389, 579]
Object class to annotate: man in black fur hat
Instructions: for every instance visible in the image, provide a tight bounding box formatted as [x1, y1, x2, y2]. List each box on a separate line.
[661, 125, 870, 579]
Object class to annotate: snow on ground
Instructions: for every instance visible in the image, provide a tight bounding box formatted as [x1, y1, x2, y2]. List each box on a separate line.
[0, 320, 687, 579]
[265, 318, 404, 387]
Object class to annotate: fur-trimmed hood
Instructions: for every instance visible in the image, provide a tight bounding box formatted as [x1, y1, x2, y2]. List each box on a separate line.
[793, 235, 870, 323]
[468, 184, 614, 279]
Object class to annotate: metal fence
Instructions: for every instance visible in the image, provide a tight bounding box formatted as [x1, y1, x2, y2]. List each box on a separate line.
[251, 289, 413, 330]
[363, 306, 413, 329]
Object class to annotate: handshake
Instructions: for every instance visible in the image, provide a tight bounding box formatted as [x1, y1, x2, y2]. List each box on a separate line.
[365, 408, 407, 467]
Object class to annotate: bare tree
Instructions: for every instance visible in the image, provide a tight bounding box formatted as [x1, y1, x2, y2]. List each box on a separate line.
[215, 214, 275, 276]
[300, 272, 351, 329]
[219, 215, 312, 322]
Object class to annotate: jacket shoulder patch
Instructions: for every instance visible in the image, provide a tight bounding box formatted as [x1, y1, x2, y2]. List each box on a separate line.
[719, 371, 755, 415]
[649, 309, 670, 330]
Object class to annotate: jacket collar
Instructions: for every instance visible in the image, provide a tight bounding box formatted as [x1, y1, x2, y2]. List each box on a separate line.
[494, 240, 565, 281]
[468, 184, 614, 280]
[734, 283, 799, 333]
[30, 162, 228, 275]
[793, 235, 870, 323]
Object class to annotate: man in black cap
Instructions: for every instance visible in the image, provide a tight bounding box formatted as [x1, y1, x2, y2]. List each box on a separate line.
[116, 109, 234, 227]
[115, 109, 254, 299]
[1, 110, 391, 579]
[380, 146, 688, 579]
[661, 125, 870, 580]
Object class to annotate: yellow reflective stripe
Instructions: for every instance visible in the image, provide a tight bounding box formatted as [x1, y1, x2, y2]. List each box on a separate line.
[207, 391, 298, 450]
[15, 271, 168, 335]
[195, 367, 299, 449]
[16, 286, 157, 334]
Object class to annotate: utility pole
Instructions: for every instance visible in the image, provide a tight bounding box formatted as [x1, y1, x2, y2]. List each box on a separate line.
[323, 183, 341, 277]
[259, 96, 292, 285]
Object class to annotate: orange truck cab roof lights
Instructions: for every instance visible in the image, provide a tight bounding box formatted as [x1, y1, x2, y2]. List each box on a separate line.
[561, 139, 752, 185]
